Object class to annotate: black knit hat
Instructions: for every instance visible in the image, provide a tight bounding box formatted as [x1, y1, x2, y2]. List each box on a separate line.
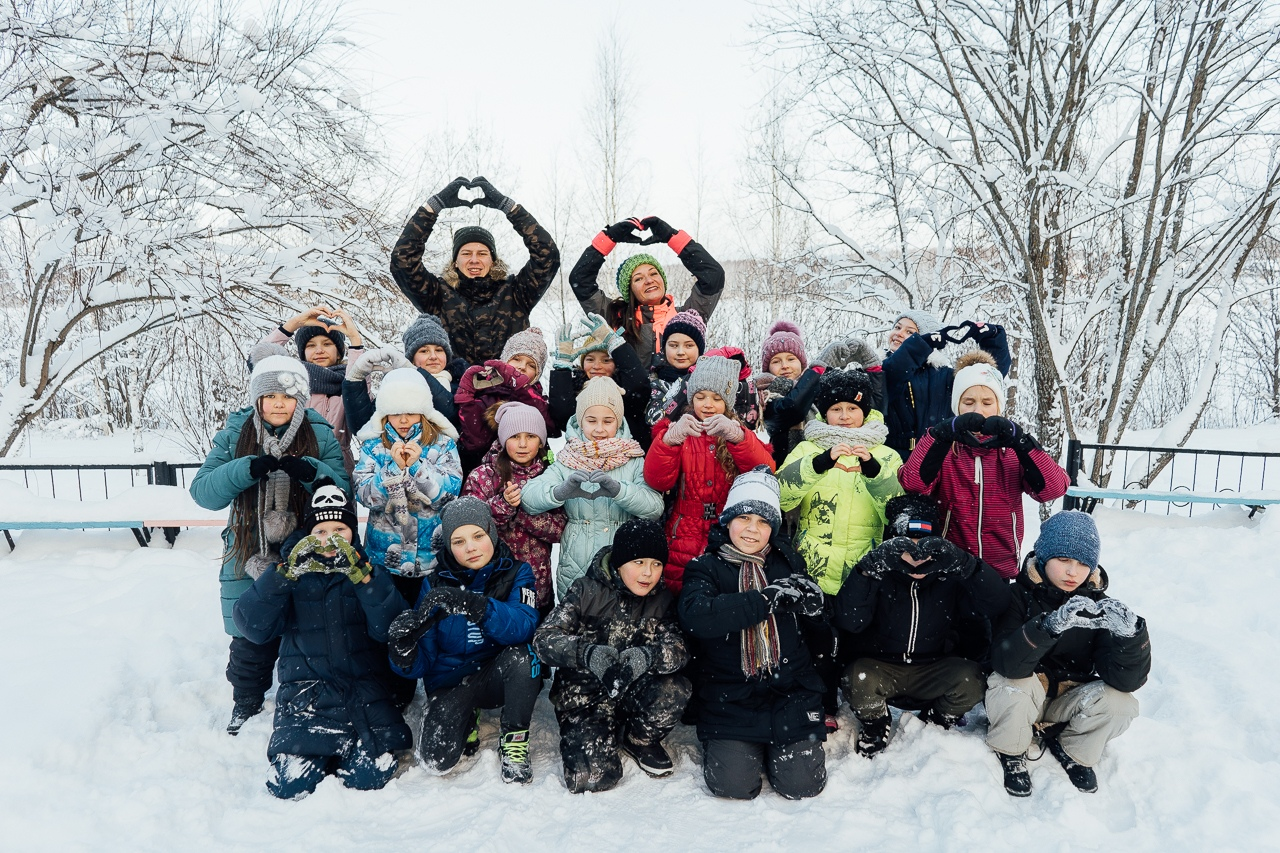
[611, 519, 669, 567]
[452, 226, 497, 263]
[816, 368, 875, 417]
[885, 493, 941, 540]
[303, 478, 359, 534]
[294, 323, 346, 363]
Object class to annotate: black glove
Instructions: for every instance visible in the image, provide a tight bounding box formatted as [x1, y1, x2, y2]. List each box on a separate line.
[426, 176, 470, 212]
[276, 456, 317, 482]
[603, 218, 645, 243]
[915, 538, 977, 578]
[429, 586, 489, 623]
[971, 321, 1002, 343]
[639, 215, 678, 245]
[469, 176, 515, 214]
[388, 607, 442, 670]
[930, 412, 987, 442]
[783, 575, 826, 617]
[923, 327, 957, 349]
[760, 580, 803, 612]
[248, 454, 279, 480]
[858, 549, 892, 581]
[602, 646, 654, 698]
[581, 643, 619, 682]
[1041, 596, 1106, 637]
[980, 416, 1018, 445]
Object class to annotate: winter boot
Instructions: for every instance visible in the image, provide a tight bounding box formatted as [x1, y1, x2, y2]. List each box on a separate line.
[996, 751, 1032, 797]
[463, 709, 482, 757]
[621, 736, 675, 778]
[855, 712, 892, 758]
[226, 698, 263, 736]
[824, 714, 840, 734]
[919, 705, 964, 730]
[1045, 735, 1097, 793]
[499, 728, 532, 784]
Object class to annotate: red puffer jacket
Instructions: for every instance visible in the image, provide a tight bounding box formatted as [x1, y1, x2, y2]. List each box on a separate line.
[898, 431, 1069, 579]
[644, 419, 776, 592]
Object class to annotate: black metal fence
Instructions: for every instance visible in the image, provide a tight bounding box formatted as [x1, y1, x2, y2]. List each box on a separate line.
[0, 460, 203, 500]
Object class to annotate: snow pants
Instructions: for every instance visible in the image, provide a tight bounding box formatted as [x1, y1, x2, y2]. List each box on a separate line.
[842, 656, 984, 719]
[703, 737, 827, 801]
[267, 742, 398, 799]
[419, 645, 542, 772]
[386, 574, 425, 710]
[985, 674, 1139, 767]
[227, 635, 280, 705]
[556, 673, 691, 794]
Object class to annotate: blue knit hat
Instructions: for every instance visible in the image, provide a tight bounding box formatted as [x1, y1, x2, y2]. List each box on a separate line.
[1034, 511, 1101, 571]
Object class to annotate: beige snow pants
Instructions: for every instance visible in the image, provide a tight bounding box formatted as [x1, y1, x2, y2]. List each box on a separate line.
[985, 673, 1138, 766]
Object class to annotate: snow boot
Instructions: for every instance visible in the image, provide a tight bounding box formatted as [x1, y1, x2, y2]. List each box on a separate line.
[996, 751, 1032, 797]
[621, 736, 675, 778]
[1045, 735, 1097, 793]
[919, 705, 964, 730]
[226, 698, 263, 736]
[855, 712, 892, 758]
[499, 728, 532, 784]
[463, 709, 482, 757]
[824, 714, 840, 734]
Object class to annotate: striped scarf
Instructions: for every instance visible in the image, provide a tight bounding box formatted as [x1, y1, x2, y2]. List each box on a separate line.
[720, 542, 780, 678]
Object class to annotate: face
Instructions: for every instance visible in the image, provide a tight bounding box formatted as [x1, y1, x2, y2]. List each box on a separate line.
[628, 263, 666, 304]
[259, 393, 297, 427]
[311, 520, 354, 556]
[505, 432, 542, 465]
[508, 354, 540, 383]
[303, 335, 338, 367]
[1044, 557, 1090, 593]
[887, 318, 919, 351]
[581, 405, 619, 441]
[664, 333, 699, 370]
[691, 390, 727, 421]
[826, 402, 865, 428]
[456, 242, 493, 279]
[618, 557, 664, 596]
[413, 344, 448, 374]
[957, 386, 1001, 418]
[728, 513, 771, 556]
[450, 524, 495, 569]
[769, 352, 803, 380]
[581, 350, 616, 379]
[388, 412, 424, 437]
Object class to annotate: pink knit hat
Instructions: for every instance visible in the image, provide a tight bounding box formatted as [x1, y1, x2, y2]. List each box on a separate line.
[760, 320, 807, 371]
[494, 401, 547, 447]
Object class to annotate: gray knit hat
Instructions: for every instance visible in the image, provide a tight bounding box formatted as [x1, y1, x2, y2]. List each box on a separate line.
[248, 345, 310, 405]
[402, 313, 454, 363]
[686, 355, 739, 406]
[501, 327, 549, 378]
[1034, 511, 1101, 572]
[719, 465, 783, 533]
[894, 308, 943, 337]
[440, 495, 499, 551]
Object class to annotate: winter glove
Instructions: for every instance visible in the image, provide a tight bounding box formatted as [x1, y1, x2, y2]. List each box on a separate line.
[813, 337, 881, 370]
[348, 346, 410, 382]
[581, 643, 620, 682]
[760, 580, 804, 613]
[603, 218, 645, 244]
[326, 534, 371, 585]
[780, 575, 825, 617]
[980, 416, 1018, 446]
[554, 325, 578, 371]
[428, 586, 490, 624]
[1041, 595, 1106, 637]
[639, 215, 678, 245]
[388, 607, 442, 671]
[930, 412, 987, 443]
[580, 312, 624, 354]
[663, 413, 705, 446]
[277, 456, 317, 483]
[857, 549, 892, 581]
[920, 538, 978, 579]
[248, 454, 280, 480]
[469, 175, 515, 214]
[701, 413, 745, 443]
[1097, 598, 1144, 638]
[603, 646, 655, 698]
[552, 470, 594, 502]
[426, 176, 471, 212]
[587, 470, 622, 499]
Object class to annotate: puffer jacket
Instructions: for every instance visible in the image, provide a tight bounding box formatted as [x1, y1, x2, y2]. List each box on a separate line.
[777, 412, 905, 595]
[462, 441, 566, 610]
[643, 417, 776, 593]
[233, 563, 411, 759]
[991, 553, 1151, 698]
[259, 327, 358, 473]
[190, 407, 349, 637]
[534, 546, 688, 713]
[521, 418, 663, 598]
[898, 430, 1070, 578]
[677, 525, 826, 746]
[353, 432, 463, 577]
[455, 360, 556, 472]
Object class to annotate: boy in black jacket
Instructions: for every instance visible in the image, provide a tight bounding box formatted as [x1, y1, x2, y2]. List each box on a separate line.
[986, 510, 1151, 796]
[835, 494, 1010, 757]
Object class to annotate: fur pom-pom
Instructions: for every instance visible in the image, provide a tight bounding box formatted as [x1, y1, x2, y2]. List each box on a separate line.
[955, 349, 998, 371]
[768, 319, 803, 338]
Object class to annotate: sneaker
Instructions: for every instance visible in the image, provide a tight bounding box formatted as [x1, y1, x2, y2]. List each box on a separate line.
[226, 699, 263, 736]
[463, 709, 481, 757]
[997, 752, 1032, 797]
[1045, 735, 1098, 793]
[621, 738, 675, 778]
[855, 712, 892, 758]
[499, 728, 532, 784]
[919, 706, 964, 730]
[824, 714, 840, 734]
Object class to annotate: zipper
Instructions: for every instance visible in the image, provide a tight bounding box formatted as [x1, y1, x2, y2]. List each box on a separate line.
[974, 455, 985, 559]
[1011, 512, 1021, 560]
[906, 581, 920, 662]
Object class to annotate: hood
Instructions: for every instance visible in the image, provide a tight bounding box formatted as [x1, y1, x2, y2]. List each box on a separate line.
[442, 258, 511, 303]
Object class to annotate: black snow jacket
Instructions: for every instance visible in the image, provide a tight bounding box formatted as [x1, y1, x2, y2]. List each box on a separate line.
[759, 367, 824, 471]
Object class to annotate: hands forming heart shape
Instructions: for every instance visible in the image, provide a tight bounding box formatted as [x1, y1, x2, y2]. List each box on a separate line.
[430, 176, 511, 212]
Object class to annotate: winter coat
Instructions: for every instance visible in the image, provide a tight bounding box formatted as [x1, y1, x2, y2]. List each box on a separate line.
[643, 418, 777, 593]
[353, 432, 463, 577]
[390, 205, 560, 366]
[462, 442, 567, 610]
[548, 341, 653, 448]
[898, 431, 1070, 579]
[233, 564, 412, 759]
[677, 526, 826, 746]
[342, 361, 466, 442]
[534, 546, 688, 713]
[259, 327, 358, 473]
[759, 367, 823, 471]
[190, 407, 350, 638]
[778, 414, 905, 595]
[645, 358, 693, 427]
[521, 418, 663, 597]
[834, 545, 1011, 664]
[881, 328, 1011, 459]
[991, 553, 1152, 698]
[390, 541, 539, 693]
[455, 360, 556, 472]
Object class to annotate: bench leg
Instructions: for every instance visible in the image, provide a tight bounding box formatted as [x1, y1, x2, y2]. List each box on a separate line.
[3, 529, 13, 551]
[163, 526, 179, 546]
[1082, 497, 1098, 514]
[132, 528, 149, 548]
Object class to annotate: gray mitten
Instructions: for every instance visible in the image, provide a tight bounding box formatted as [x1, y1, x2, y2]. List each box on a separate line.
[1097, 598, 1143, 637]
[348, 346, 409, 382]
[603, 646, 655, 698]
[587, 470, 622, 499]
[581, 643, 620, 682]
[702, 413, 744, 443]
[1041, 595, 1105, 637]
[552, 470, 594, 502]
[663, 413, 704, 446]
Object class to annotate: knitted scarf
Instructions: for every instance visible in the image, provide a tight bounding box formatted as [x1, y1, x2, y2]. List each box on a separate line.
[302, 361, 345, 398]
[245, 405, 306, 579]
[557, 436, 644, 472]
[720, 542, 781, 678]
[803, 419, 889, 450]
[636, 295, 677, 352]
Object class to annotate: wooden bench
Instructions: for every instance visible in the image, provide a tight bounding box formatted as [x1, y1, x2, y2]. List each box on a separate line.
[1066, 485, 1280, 518]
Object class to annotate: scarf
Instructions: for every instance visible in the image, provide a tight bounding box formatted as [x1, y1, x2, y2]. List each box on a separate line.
[557, 436, 644, 472]
[431, 368, 453, 388]
[637, 295, 678, 352]
[803, 419, 889, 451]
[720, 542, 781, 678]
[302, 361, 345, 398]
[245, 406, 307, 578]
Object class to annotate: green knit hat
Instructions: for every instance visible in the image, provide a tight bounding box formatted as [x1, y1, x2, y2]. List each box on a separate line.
[617, 253, 667, 298]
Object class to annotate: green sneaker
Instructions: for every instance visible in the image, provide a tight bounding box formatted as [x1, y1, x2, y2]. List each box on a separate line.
[463, 709, 481, 757]
[499, 728, 532, 784]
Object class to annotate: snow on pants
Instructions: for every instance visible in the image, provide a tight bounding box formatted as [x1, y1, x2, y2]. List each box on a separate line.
[985, 674, 1139, 767]
[703, 737, 827, 801]
[556, 673, 692, 794]
[267, 743, 398, 799]
[226, 635, 281, 703]
[841, 657, 984, 718]
[419, 645, 542, 772]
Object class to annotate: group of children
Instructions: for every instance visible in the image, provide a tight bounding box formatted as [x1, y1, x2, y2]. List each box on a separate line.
[190, 197, 1151, 802]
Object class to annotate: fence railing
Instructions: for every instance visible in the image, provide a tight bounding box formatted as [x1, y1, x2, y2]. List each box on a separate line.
[0, 460, 203, 500]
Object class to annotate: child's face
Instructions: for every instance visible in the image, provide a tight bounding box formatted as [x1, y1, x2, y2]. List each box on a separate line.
[664, 334, 699, 370]
[727, 513, 771, 555]
[581, 405, 619, 441]
[826, 402, 864, 428]
[957, 386, 1000, 418]
[259, 393, 298, 427]
[691, 390, 726, 421]
[311, 520, 354, 556]
[618, 557, 664, 596]
[303, 335, 339, 367]
[388, 412, 423, 438]
[450, 524, 495, 569]
[629, 263, 666, 305]
[508, 354, 540, 383]
[1044, 557, 1090, 593]
[887, 317, 919, 351]
[505, 432, 542, 465]
[768, 352, 803, 380]
[581, 350, 615, 379]
[413, 344, 448, 374]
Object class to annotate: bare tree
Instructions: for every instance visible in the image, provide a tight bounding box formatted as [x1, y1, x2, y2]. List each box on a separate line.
[583, 20, 641, 228]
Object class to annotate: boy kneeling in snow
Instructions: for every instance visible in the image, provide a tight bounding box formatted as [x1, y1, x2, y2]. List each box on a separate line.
[533, 519, 691, 792]
[986, 510, 1151, 796]
[834, 494, 1010, 758]
[233, 482, 412, 799]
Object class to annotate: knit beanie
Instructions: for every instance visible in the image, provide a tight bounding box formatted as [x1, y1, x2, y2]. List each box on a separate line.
[895, 308, 943, 337]
[686, 355, 739, 406]
[617, 253, 667, 298]
[660, 308, 707, 355]
[1034, 510, 1101, 572]
[440, 495, 499, 551]
[293, 323, 347, 363]
[761, 320, 807, 372]
[402, 313, 454, 363]
[885, 493, 942, 539]
[816, 368, 875, 418]
[452, 225, 497, 263]
[494, 401, 547, 447]
[951, 350, 1005, 415]
[719, 465, 783, 532]
[248, 349, 310, 406]
[575, 376, 625, 425]
[501, 327, 549, 378]
[611, 518, 669, 568]
[303, 478, 359, 535]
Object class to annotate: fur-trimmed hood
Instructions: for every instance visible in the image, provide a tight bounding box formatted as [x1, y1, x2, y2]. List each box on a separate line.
[441, 258, 512, 298]
[1018, 550, 1109, 602]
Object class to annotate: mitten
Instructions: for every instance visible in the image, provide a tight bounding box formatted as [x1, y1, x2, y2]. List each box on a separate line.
[784, 575, 825, 617]
[760, 581, 804, 612]
[1041, 595, 1105, 636]
[327, 534, 371, 585]
[388, 609, 436, 670]
[857, 549, 892, 581]
[432, 587, 489, 623]
[603, 646, 655, 698]
[603, 219, 645, 244]
[702, 413, 745, 443]
[249, 455, 279, 480]
[639, 215, 678, 244]
[913, 538, 976, 578]
[663, 413, 704, 446]
[587, 470, 621, 499]
[552, 470, 594, 502]
[277, 456, 317, 483]
[426, 176, 470, 212]
[581, 643, 619, 682]
[469, 176, 515, 214]
[930, 412, 986, 442]
[980, 416, 1019, 446]
[348, 346, 410, 382]
[1098, 598, 1143, 638]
